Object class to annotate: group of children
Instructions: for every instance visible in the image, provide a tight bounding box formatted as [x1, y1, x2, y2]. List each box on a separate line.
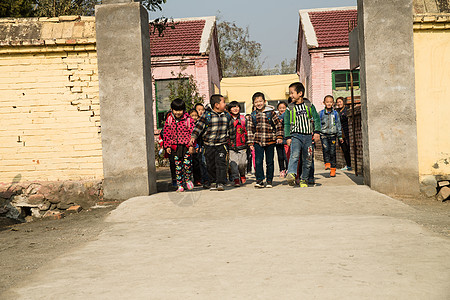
[159, 82, 352, 192]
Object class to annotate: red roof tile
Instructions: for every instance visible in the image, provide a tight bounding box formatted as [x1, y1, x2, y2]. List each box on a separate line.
[309, 10, 357, 48]
[150, 20, 206, 56]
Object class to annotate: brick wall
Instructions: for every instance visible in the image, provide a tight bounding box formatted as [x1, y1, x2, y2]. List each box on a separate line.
[0, 17, 102, 183]
[314, 105, 363, 175]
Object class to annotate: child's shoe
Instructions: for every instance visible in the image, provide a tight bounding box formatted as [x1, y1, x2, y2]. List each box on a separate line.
[176, 186, 185, 192]
[266, 181, 273, 188]
[255, 180, 265, 188]
[217, 183, 225, 191]
[233, 179, 241, 187]
[186, 181, 194, 190]
[330, 168, 336, 177]
[325, 163, 331, 170]
[240, 176, 246, 184]
[299, 180, 308, 188]
[286, 173, 296, 186]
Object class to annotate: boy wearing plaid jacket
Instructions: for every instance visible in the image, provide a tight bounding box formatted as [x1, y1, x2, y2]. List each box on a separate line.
[247, 92, 284, 188]
[190, 94, 236, 191]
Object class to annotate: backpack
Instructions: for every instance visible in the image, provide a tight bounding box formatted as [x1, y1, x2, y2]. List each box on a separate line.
[233, 115, 246, 129]
[288, 98, 313, 125]
[250, 110, 275, 129]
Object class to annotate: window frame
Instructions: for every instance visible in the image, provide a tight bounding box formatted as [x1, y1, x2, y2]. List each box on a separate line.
[332, 70, 360, 91]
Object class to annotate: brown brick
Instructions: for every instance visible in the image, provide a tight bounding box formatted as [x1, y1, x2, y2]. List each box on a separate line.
[43, 210, 65, 219]
[66, 205, 82, 213]
[28, 194, 45, 204]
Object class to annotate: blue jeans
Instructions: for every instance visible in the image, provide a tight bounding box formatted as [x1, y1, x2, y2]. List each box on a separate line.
[287, 133, 313, 181]
[321, 134, 337, 168]
[254, 143, 275, 182]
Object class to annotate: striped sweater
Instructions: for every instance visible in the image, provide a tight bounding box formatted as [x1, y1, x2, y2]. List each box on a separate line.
[284, 100, 321, 137]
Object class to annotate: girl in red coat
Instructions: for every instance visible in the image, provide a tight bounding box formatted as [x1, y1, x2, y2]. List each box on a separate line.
[163, 99, 196, 192]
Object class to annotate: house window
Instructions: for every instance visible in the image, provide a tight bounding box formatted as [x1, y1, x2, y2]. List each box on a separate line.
[236, 101, 246, 114]
[267, 100, 288, 112]
[155, 78, 188, 129]
[332, 70, 360, 91]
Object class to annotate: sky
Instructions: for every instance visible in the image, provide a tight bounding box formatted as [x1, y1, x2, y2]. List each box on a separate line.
[153, 0, 357, 69]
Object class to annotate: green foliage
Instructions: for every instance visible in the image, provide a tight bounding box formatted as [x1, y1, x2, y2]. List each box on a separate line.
[168, 69, 204, 111]
[263, 58, 297, 76]
[0, 0, 168, 18]
[0, 0, 35, 17]
[142, 0, 166, 12]
[33, 0, 99, 17]
[217, 19, 263, 77]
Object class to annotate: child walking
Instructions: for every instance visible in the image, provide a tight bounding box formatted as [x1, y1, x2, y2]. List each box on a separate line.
[247, 92, 284, 188]
[335, 97, 352, 171]
[190, 94, 235, 191]
[163, 99, 196, 192]
[285, 82, 321, 187]
[228, 101, 248, 186]
[319, 95, 343, 177]
[276, 101, 289, 177]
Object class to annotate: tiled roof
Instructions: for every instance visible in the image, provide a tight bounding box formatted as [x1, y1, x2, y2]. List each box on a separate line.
[150, 19, 206, 56]
[308, 9, 357, 48]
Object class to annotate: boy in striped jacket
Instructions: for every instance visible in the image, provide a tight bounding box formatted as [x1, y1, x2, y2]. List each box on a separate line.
[285, 82, 321, 188]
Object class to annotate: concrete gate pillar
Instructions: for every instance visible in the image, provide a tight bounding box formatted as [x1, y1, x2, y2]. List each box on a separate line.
[357, 0, 420, 196]
[95, 0, 157, 200]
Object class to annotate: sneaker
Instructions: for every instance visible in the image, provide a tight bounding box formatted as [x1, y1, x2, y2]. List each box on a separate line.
[186, 181, 194, 190]
[217, 184, 225, 191]
[194, 180, 202, 186]
[299, 180, 308, 188]
[330, 168, 336, 177]
[203, 182, 210, 189]
[286, 173, 296, 186]
[210, 183, 217, 191]
[255, 180, 265, 188]
[176, 186, 185, 192]
[266, 181, 273, 188]
[347, 166, 353, 171]
[307, 179, 315, 185]
[325, 163, 331, 170]
[340, 166, 348, 171]
[240, 176, 247, 184]
[233, 179, 241, 187]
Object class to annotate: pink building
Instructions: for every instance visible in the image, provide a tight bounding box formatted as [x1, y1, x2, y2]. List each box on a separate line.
[150, 16, 222, 130]
[296, 7, 358, 110]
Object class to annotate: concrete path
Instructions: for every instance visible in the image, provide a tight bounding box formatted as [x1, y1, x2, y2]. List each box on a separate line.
[5, 166, 450, 299]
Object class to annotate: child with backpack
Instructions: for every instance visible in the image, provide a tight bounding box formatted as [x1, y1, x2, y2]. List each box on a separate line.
[227, 101, 248, 186]
[276, 101, 289, 178]
[247, 92, 284, 188]
[285, 82, 321, 187]
[319, 95, 343, 177]
[163, 99, 196, 192]
[190, 94, 236, 191]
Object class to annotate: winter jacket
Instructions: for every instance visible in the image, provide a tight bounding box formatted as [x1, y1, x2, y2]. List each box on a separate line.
[247, 105, 283, 147]
[191, 109, 236, 147]
[284, 98, 321, 137]
[163, 112, 196, 149]
[319, 109, 342, 136]
[230, 115, 248, 150]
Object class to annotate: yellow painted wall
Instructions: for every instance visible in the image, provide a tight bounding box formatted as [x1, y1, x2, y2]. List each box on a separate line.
[0, 45, 103, 183]
[221, 74, 299, 113]
[414, 29, 450, 178]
